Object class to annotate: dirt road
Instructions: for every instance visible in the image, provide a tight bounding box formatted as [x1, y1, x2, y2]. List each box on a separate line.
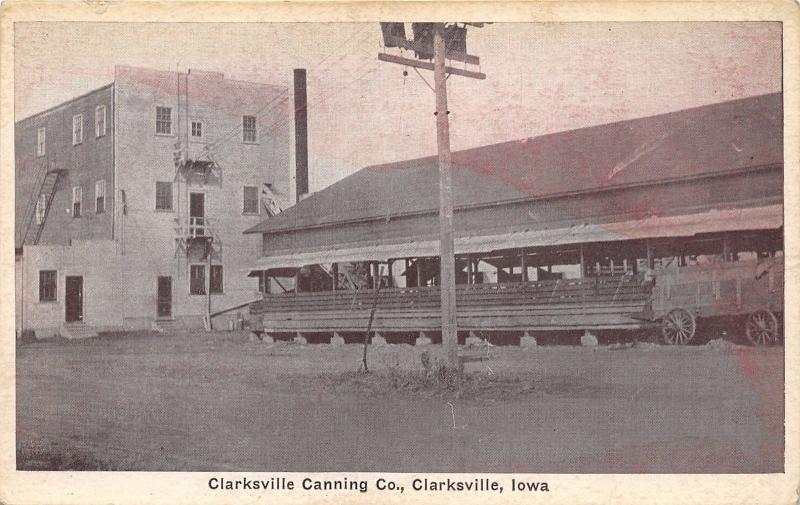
[16, 332, 783, 472]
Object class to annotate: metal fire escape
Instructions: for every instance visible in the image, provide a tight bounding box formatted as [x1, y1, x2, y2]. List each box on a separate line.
[171, 72, 222, 261]
[18, 158, 65, 248]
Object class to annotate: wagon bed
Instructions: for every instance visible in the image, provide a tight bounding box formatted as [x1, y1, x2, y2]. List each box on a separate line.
[651, 256, 784, 345]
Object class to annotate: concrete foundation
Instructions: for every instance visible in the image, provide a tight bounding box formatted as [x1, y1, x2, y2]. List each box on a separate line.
[371, 334, 387, 346]
[250, 332, 274, 343]
[520, 334, 538, 348]
[465, 335, 483, 346]
[330, 334, 345, 346]
[415, 335, 432, 346]
[581, 331, 598, 347]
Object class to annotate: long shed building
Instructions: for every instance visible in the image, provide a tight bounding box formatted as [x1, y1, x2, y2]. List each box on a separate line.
[244, 93, 783, 344]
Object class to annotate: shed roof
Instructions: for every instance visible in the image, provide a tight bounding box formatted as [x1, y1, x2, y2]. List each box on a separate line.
[246, 204, 783, 271]
[246, 93, 782, 235]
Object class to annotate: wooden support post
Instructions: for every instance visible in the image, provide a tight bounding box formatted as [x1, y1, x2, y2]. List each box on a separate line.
[416, 259, 422, 287]
[646, 240, 654, 270]
[387, 260, 394, 287]
[521, 249, 528, 282]
[579, 244, 586, 278]
[331, 263, 338, 291]
[722, 233, 730, 262]
[467, 255, 474, 285]
[205, 246, 212, 330]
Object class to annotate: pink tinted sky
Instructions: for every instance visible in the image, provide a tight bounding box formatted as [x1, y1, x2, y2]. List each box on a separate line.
[14, 22, 781, 192]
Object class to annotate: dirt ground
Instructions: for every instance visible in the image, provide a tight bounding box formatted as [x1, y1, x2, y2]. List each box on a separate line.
[16, 331, 783, 472]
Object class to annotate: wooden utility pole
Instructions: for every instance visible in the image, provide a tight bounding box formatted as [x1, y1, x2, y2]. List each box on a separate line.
[377, 22, 486, 371]
[433, 24, 458, 369]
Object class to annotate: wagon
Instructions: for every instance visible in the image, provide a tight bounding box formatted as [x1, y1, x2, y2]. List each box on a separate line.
[651, 255, 784, 346]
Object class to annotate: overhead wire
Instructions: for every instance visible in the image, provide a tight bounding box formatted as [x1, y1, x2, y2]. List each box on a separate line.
[201, 25, 374, 157]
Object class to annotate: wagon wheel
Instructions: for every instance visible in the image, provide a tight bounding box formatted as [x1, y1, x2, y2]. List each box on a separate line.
[745, 310, 780, 346]
[661, 308, 696, 345]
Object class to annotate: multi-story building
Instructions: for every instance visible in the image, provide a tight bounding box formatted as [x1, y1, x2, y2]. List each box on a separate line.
[15, 65, 291, 337]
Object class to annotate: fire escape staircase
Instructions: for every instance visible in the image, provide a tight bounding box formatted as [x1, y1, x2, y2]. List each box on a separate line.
[18, 160, 66, 249]
[173, 216, 222, 259]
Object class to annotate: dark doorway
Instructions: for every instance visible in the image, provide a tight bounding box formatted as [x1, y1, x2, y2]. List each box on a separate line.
[189, 192, 205, 237]
[157, 276, 172, 318]
[65, 276, 83, 322]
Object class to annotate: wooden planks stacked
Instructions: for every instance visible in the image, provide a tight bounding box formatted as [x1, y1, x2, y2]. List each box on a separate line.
[250, 275, 653, 334]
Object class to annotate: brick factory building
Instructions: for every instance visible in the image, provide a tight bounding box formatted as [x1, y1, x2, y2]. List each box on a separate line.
[15, 65, 291, 338]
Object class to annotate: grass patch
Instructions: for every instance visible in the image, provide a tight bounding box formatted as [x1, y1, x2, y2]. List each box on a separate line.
[290, 351, 591, 402]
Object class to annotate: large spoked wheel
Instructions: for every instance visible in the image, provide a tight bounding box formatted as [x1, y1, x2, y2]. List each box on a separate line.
[661, 308, 697, 345]
[745, 310, 780, 346]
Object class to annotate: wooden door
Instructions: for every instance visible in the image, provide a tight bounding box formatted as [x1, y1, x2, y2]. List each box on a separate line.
[65, 276, 83, 322]
[157, 276, 172, 318]
[189, 192, 205, 236]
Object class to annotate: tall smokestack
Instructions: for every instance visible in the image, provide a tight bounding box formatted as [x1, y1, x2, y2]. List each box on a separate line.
[293, 69, 309, 201]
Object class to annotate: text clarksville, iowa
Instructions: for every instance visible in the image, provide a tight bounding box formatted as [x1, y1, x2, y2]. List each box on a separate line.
[208, 476, 549, 494]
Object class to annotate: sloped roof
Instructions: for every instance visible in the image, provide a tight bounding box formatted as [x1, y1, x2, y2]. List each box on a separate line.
[246, 93, 782, 235]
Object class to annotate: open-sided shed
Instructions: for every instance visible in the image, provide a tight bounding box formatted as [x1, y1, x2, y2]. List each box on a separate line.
[244, 93, 783, 344]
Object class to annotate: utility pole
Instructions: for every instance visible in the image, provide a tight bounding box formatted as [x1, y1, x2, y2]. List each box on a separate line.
[432, 24, 458, 369]
[377, 22, 486, 371]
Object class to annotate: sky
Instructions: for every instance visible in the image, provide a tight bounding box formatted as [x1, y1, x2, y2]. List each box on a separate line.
[14, 22, 782, 192]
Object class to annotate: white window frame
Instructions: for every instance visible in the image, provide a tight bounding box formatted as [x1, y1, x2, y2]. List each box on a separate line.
[39, 270, 58, 303]
[242, 185, 259, 215]
[35, 193, 47, 225]
[37, 127, 46, 157]
[242, 115, 257, 143]
[95, 105, 106, 137]
[72, 114, 83, 145]
[189, 264, 206, 295]
[95, 180, 106, 213]
[155, 181, 173, 211]
[191, 120, 203, 138]
[156, 106, 172, 135]
[72, 186, 82, 218]
[210, 264, 223, 294]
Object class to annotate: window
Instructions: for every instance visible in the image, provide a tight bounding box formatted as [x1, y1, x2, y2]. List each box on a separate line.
[72, 114, 83, 145]
[37, 127, 46, 157]
[95, 180, 106, 213]
[243, 186, 259, 214]
[39, 270, 56, 302]
[95, 105, 106, 137]
[191, 121, 203, 138]
[35, 194, 47, 225]
[156, 106, 172, 135]
[72, 186, 82, 218]
[155, 181, 173, 211]
[242, 115, 256, 143]
[190, 265, 206, 295]
[210, 265, 223, 294]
